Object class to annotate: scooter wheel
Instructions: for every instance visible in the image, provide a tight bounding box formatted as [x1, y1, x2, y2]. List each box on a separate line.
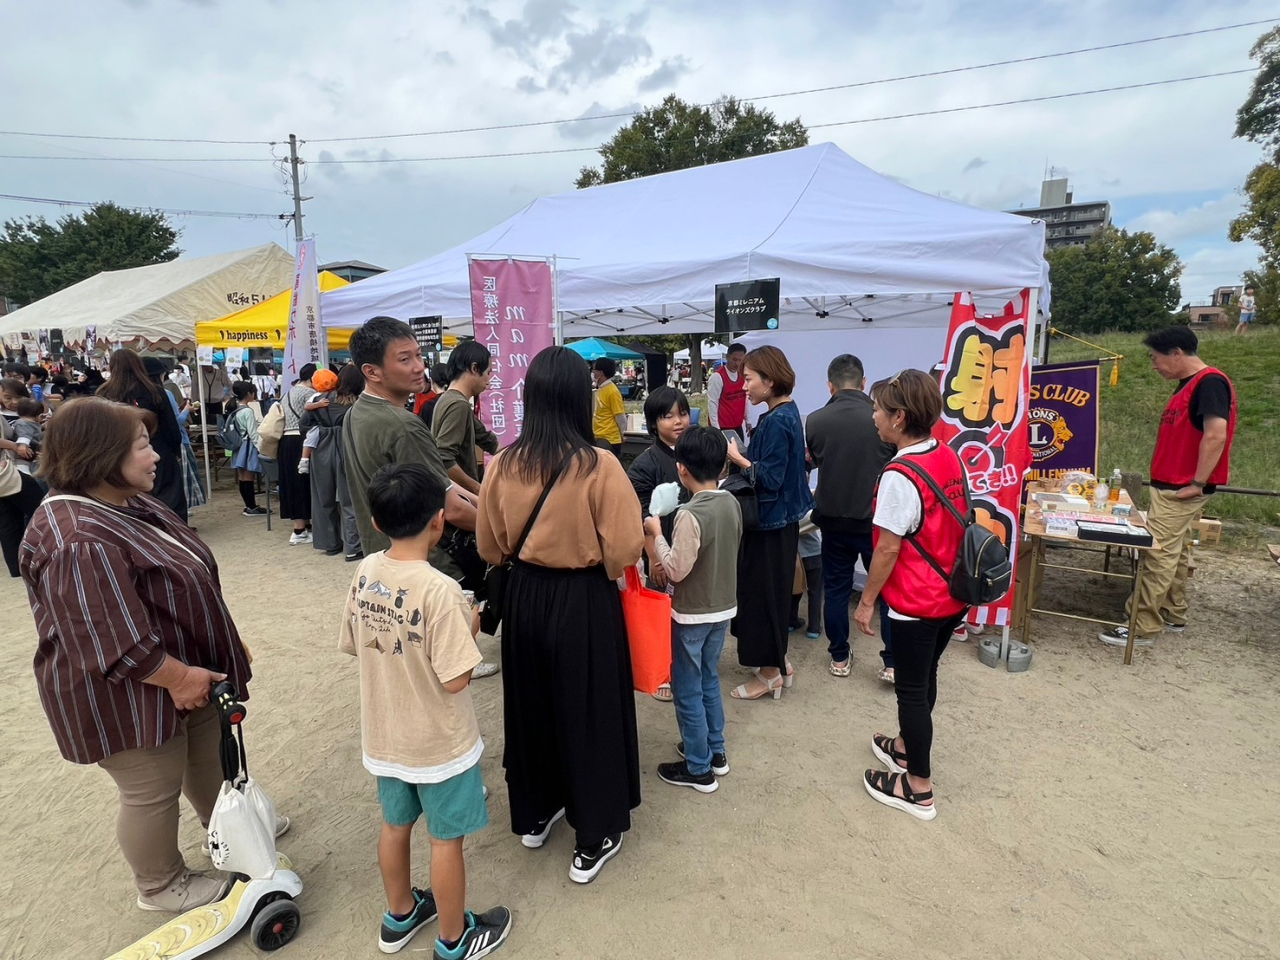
[251, 899, 301, 951]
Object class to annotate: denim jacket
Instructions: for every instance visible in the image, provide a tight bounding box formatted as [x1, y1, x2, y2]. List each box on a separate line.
[748, 401, 814, 530]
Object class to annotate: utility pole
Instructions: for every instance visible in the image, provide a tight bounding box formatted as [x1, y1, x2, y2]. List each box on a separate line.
[288, 133, 307, 245]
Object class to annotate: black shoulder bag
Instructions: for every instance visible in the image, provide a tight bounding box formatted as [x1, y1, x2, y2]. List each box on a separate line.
[480, 449, 576, 634]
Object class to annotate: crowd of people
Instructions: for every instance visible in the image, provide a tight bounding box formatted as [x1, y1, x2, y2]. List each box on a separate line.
[9, 321, 1234, 959]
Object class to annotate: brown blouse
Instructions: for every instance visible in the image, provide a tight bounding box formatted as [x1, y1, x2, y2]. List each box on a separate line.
[477, 448, 644, 580]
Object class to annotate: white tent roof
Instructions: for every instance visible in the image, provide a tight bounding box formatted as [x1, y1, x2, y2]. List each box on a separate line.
[674, 340, 728, 361]
[0, 243, 296, 348]
[322, 142, 1047, 338]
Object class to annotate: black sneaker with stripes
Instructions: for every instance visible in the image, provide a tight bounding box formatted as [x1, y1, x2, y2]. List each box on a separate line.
[433, 906, 512, 960]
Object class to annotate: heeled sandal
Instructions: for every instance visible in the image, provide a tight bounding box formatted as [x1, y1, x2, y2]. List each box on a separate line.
[870, 733, 908, 773]
[731, 671, 784, 700]
[754, 658, 795, 688]
[862, 769, 937, 821]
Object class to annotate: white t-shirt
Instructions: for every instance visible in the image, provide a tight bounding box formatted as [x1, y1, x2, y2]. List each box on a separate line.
[872, 438, 940, 621]
[1240, 294, 1256, 313]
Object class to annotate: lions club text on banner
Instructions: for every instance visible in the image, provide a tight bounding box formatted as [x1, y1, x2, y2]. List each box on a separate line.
[933, 290, 1033, 627]
[1028, 360, 1101, 482]
[468, 258, 556, 442]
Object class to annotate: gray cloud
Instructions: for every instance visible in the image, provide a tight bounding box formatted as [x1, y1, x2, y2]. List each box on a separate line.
[556, 101, 642, 141]
[433, 50, 456, 66]
[465, 0, 577, 64]
[316, 149, 349, 182]
[961, 157, 986, 174]
[637, 55, 691, 93]
[517, 76, 544, 94]
[544, 16, 652, 92]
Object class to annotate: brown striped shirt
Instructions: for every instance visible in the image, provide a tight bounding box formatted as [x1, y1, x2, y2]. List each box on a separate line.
[20, 493, 252, 764]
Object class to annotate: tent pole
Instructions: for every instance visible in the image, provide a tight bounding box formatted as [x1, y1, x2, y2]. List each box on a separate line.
[198, 361, 212, 504]
[552, 255, 563, 345]
[1030, 287, 1045, 365]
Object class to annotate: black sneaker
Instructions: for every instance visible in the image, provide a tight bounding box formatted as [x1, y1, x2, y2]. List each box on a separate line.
[242, 506, 267, 517]
[520, 807, 565, 849]
[378, 887, 438, 954]
[434, 906, 512, 960]
[658, 759, 718, 793]
[677, 741, 729, 776]
[345, 551, 364, 562]
[325, 546, 343, 556]
[569, 833, 623, 884]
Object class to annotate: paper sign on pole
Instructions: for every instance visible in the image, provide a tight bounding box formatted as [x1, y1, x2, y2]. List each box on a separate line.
[468, 258, 555, 442]
[283, 238, 328, 381]
[226, 347, 246, 369]
[933, 289, 1033, 627]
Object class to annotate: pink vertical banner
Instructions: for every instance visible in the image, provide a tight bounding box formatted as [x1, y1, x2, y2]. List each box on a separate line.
[468, 257, 555, 442]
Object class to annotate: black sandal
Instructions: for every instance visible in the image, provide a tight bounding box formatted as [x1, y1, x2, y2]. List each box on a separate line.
[871, 733, 908, 773]
[863, 769, 937, 821]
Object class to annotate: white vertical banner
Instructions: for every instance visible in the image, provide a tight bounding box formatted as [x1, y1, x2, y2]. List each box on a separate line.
[283, 238, 328, 381]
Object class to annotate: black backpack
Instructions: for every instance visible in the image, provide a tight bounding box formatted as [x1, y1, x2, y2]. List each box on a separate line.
[891, 457, 1012, 607]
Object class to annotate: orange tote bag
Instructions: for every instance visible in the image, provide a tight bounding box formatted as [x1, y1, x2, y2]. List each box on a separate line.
[620, 566, 672, 695]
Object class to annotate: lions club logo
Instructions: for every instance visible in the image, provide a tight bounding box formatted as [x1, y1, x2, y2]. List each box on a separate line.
[1028, 408, 1073, 463]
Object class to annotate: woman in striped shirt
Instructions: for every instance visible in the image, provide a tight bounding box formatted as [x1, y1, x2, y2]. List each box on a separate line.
[20, 397, 262, 914]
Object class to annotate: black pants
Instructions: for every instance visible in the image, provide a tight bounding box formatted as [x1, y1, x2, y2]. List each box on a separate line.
[892, 611, 965, 779]
[0, 473, 47, 577]
[789, 554, 823, 634]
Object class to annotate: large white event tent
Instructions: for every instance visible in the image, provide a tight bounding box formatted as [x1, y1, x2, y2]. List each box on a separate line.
[0, 243, 295, 349]
[323, 143, 1048, 417]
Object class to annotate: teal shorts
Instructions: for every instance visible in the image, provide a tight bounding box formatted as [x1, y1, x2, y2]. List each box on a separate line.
[377, 764, 489, 839]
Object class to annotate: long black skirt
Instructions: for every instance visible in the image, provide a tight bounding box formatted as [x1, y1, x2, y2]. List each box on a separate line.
[276, 434, 311, 521]
[501, 562, 641, 848]
[733, 522, 799, 670]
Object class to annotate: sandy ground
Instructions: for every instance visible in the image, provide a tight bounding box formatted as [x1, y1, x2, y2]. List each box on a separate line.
[2, 490, 1279, 960]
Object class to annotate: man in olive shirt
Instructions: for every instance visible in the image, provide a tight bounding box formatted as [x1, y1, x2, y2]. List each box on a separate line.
[431, 340, 501, 495]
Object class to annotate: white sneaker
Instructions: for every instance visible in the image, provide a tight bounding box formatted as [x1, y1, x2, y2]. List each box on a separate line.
[950, 626, 968, 643]
[137, 870, 227, 912]
[473, 661, 501, 678]
[1162, 620, 1186, 633]
[289, 531, 313, 545]
[297, 459, 311, 474]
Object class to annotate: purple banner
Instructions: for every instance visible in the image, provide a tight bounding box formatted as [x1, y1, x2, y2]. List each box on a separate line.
[1027, 360, 1100, 482]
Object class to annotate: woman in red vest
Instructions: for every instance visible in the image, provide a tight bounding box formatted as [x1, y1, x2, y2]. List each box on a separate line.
[854, 369, 966, 821]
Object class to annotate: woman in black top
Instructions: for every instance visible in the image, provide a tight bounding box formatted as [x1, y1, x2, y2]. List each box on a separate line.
[97, 349, 188, 522]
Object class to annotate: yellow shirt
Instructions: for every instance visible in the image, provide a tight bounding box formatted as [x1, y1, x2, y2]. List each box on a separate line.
[593, 380, 625, 444]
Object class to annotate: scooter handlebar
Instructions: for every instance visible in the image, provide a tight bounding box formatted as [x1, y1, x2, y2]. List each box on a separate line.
[212, 680, 247, 725]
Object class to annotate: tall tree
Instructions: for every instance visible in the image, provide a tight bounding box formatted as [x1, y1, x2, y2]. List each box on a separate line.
[1046, 226, 1182, 334]
[1235, 26, 1280, 161]
[576, 95, 808, 392]
[0, 202, 181, 307]
[1229, 26, 1280, 322]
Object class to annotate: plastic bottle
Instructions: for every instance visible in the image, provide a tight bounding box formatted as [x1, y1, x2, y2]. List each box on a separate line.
[1108, 468, 1122, 503]
[1094, 479, 1110, 509]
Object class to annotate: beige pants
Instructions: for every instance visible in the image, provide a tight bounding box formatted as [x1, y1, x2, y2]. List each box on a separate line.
[1129, 488, 1204, 638]
[97, 703, 224, 896]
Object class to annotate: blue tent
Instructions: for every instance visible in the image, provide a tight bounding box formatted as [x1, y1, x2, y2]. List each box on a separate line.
[565, 337, 644, 362]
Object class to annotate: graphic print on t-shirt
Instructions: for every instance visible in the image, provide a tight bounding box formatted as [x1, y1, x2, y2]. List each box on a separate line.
[351, 574, 423, 655]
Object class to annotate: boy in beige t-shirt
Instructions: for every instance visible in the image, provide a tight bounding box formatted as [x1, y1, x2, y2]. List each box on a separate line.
[339, 462, 512, 959]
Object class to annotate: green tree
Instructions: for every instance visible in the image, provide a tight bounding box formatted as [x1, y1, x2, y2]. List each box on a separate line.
[576, 95, 807, 389]
[0, 202, 181, 307]
[1235, 26, 1280, 160]
[1241, 264, 1280, 325]
[1046, 227, 1182, 334]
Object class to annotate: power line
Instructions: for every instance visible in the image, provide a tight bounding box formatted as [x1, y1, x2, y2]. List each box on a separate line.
[306, 18, 1277, 143]
[0, 193, 286, 220]
[0, 68, 1257, 166]
[0, 132, 270, 145]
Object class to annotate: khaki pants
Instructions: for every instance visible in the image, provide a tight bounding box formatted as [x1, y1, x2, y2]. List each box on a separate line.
[97, 703, 224, 896]
[1128, 488, 1204, 638]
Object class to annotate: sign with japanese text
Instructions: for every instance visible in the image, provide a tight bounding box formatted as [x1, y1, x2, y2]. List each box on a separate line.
[933, 290, 1033, 627]
[410, 316, 444, 355]
[715, 278, 780, 333]
[1028, 360, 1100, 483]
[468, 257, 555, 442]
[283, 238, 328, 381]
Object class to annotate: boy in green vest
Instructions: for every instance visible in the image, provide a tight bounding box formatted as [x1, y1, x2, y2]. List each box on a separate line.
[644, 427, 743, 793]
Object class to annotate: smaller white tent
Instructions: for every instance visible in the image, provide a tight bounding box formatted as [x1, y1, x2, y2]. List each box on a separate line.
[674, 341, 728, 362]
[0, 243, 295, 348]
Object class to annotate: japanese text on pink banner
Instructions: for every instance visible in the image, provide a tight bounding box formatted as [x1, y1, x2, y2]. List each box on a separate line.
[468, 258, 555, 441]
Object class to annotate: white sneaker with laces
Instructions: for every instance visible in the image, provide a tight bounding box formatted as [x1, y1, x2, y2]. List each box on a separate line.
[289, 531, 313, 545]
[473, 661, 500, 678]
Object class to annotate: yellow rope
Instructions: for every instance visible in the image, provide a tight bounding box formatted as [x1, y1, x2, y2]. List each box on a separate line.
[1048, 327, 1124, 386]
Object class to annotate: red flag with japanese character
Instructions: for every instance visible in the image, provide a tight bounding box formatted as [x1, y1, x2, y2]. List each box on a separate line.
[932, 290, 1032, 626]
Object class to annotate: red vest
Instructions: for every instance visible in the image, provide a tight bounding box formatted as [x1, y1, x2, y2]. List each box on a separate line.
[1149, 367, 1236, 487]
[715, 366, 747, 430]
[873, 443, 969, 620]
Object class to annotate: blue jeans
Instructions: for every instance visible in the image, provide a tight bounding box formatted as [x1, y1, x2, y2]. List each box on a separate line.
[821, 528, 894, 667]
[670, 620, 729, 776]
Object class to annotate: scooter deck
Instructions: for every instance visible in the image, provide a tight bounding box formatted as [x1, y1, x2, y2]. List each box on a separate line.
[105, 879, 252, 960]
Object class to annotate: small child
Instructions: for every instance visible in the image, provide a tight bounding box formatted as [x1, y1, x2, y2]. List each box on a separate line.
[644, 427, 743, 793]
[298, 368, 339, 474]
[227, 381, 267, 517]
[789, 528, 823, 639]
[12, 398, 44, 473]
[339, 462, 511, 958]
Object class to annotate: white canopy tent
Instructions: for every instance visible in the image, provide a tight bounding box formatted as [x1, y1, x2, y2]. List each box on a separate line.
[323, 142, 1047, 351]
[674, 341, 728, 362]
[0, 243, 295, 348]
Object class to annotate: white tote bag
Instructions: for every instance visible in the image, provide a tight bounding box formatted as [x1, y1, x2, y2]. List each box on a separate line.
[208, 781, 278, 879]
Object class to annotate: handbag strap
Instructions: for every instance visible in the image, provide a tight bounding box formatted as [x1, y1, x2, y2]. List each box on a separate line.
[43, 494, 210, 572]
[885, 454, 970, 583]
[509, 449, 576, 563]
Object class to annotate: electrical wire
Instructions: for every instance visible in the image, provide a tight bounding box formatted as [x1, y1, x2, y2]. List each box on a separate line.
[0, 193, 286, 220]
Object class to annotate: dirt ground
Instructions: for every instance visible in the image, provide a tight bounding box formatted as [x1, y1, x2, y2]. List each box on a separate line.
[2, 492, 1279, 960]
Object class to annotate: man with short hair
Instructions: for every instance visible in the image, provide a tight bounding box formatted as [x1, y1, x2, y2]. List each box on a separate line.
[707, 343, 751, 440]
[1235, 285, 1256, 335]
[591, 358, 626, 454]
[805, 353, 898, 681]
[1100, 326, 1236, 647]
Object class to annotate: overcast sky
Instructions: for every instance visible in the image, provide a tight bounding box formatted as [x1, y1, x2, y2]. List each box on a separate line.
[2, 0, 1274, 305]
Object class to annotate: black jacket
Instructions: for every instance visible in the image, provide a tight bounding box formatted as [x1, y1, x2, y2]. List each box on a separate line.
[805, 389, 896, 534]
[627, 441, 689, 543]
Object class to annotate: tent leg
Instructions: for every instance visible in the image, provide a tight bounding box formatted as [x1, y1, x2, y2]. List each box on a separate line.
[198, 364, 212, 505]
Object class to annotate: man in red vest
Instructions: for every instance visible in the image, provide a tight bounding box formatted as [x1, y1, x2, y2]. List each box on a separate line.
[1100, 326, 1236, 647]
[707, 342, 751, 439]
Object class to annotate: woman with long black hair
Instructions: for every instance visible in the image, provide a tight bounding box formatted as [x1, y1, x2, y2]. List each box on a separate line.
[97, 349, 187, 522]
[476, 346, 644, 885]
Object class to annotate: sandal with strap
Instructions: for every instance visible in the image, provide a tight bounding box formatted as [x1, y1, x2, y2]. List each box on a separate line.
[829, 659, 851, 678]
[731, 671, 784, 701]
[863, 769, 936, 821]
[652, 683, 673, 702]
[754, 658, 795, 688]
[870, 733, 908, 773]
